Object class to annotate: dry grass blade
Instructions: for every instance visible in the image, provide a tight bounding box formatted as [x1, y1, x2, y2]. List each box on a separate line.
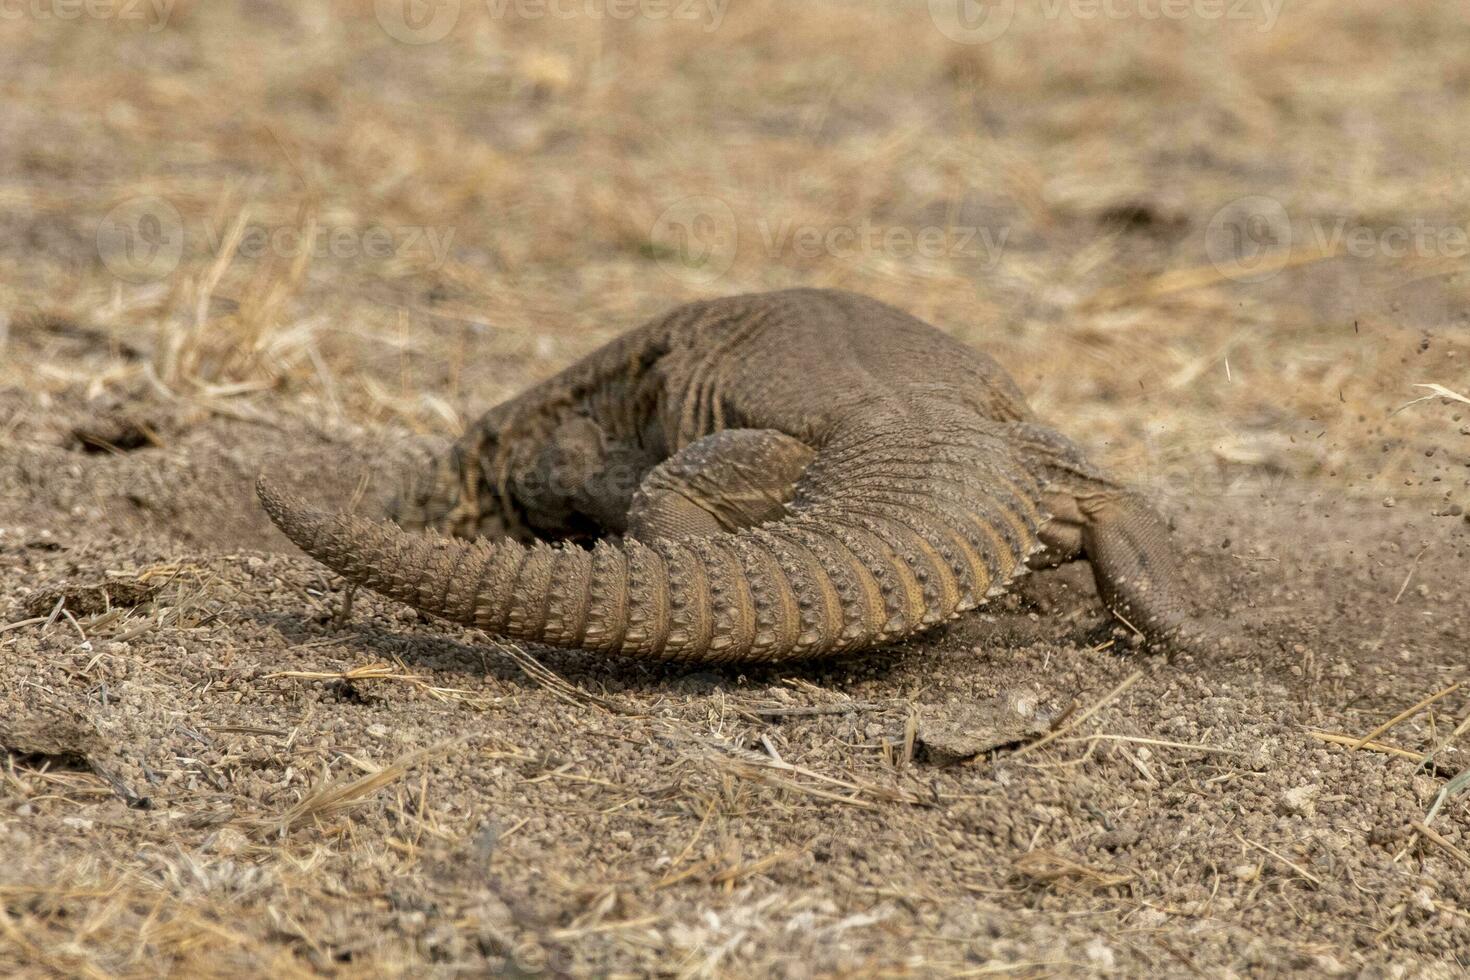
[1413, 383, 1470, 406]
[494, 640, 633, 715]
[1307, 730, 1424, 763]
[265, 660, 493, 707]
[549, 915, 662, 941]
[668, 723, 927, 808]
[0, 617, 48, 635]
[1390, 382, 1470, 417]
[1419, 707, 1470, 770]
[710, 847, 805, 885]
[1008, 671, 1143, 760]
[1413, 822, 1470, 870]
[261, 738, 463, 835]
[1012, 849, 1132, 892]
[1060, 733, 1241, 756]
[1351, 682, 1461, 750]
[1237, 834, 1322, 886]
[708, 757, 878, 809]
[0, 903, 114, 980]
[266, 662, 425, 683]
[1424, 768, 1470, 826]
[1392, 546, 1429, 604]
[749, 701, 888, 719]
[0, 876, 320, 980]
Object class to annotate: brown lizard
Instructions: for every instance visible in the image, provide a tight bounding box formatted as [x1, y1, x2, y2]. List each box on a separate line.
[258, 288, 1214, 663]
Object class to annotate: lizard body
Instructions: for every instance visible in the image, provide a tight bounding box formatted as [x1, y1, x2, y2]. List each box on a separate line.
[258, 289, 1207, 663]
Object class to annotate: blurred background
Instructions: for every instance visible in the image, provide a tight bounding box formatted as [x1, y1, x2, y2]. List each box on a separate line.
[1, 0, 1467, 505]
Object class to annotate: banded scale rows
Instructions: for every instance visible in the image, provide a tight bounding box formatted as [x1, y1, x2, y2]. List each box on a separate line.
[257, 421, 1047, 663]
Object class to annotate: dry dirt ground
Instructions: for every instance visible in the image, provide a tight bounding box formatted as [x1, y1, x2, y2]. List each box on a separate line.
[3, 1, 1470, 976]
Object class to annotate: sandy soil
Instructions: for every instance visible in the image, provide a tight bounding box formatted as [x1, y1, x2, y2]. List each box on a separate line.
[3, 319, 1468, 977]
[3, 1, 1470, 976]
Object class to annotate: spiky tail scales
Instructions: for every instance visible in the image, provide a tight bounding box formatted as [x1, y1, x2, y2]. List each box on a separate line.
[256, 427, 1044, 664]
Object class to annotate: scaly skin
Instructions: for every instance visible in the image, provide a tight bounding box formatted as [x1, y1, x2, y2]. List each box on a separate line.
[257, 289, 1210, 663]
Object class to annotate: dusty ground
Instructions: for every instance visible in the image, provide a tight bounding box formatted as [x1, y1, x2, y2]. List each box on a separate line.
[3, 0, 1470, 976]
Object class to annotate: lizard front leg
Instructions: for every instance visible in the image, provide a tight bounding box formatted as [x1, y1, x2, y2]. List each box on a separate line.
[625, 429, 815, 542]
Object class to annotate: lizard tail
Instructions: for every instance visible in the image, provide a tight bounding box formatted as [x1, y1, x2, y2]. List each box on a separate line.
[256, 425, 1046, 663]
